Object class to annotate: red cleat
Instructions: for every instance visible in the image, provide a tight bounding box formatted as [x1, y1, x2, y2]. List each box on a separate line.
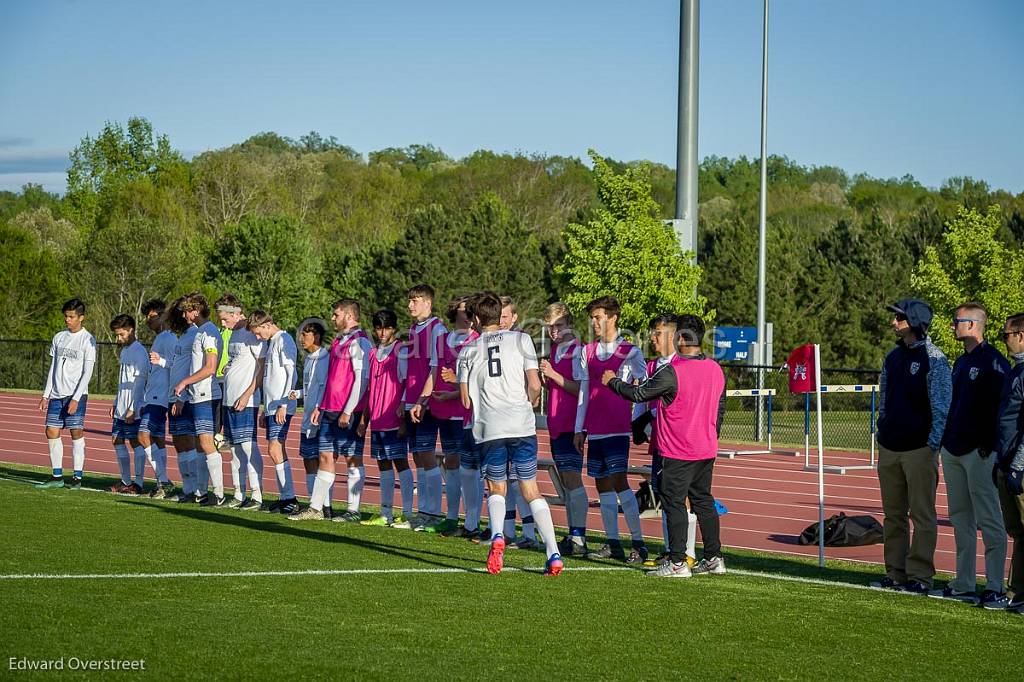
[487, 535, 506, 575]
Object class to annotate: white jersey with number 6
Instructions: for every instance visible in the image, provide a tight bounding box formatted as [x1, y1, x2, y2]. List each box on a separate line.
[457, 330, 538, 444]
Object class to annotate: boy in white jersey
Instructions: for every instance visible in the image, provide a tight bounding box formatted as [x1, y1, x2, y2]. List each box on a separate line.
[173, 293, 225, 506]
[457, 292, 563, 576]
[248, 310, 300, 515]
[287, 320, 335, 520]
[165, 298, 201, 502]
[216, 294, 266, 511]
[574, 296, 649, 563]
[108, 315, 150, 496]
[37, 298, 96, 489]
[138, 299, 176, 499]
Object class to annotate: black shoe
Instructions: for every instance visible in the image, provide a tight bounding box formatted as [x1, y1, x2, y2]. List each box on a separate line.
[869, 576, 906, 591]
[259, 500, 280, 513]
[323, 506, 333, 520]
[626, 545, 649, 564]
[557, 535, 588, 557]
[902, 580, 930, 596]
[195, 493, 210, 506]
[200, 494, 226, 507]
[176, 492, 197, 504]
[279, 498, 300, 514]
[586, 543, 626, 561]
[66, 476, 83, 490]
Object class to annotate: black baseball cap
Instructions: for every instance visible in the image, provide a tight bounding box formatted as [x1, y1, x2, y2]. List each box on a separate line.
[886, 299, 933, 333]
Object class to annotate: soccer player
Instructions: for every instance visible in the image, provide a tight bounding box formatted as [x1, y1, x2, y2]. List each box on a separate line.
[574, 296, 649, 563]
[996, 312, 1024, 613]
[138, 299, 176, 499]
[604, 314, 727, 578]
[287, 320, 333, 521]
[108, 314, 150, 495]
[173, 293, 225, 506]
[37, 298, 96, 489]
[248, 310, 299, 514]
[166, 298, 201, 503]
[216, 294, 265, 511]
[538, 302, 588, 555]
[405, 284, 448, 530]
[457, 292, 562, 575]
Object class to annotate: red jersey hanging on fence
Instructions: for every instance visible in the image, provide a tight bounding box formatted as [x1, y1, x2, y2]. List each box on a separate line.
[787, 344, 817, 393]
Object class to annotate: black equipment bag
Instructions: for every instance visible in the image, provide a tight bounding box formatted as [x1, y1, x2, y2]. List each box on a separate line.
[798, 512, 883, 547]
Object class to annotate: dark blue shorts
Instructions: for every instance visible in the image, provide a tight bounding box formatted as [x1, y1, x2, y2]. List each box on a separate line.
[138, 404, 167, 438]
[299, 428, 321, 459]
[224, 406, 257, 445]
[191, 400, 216, 436]
[111, 417, 140, 441]
[263, 413, 293, 442]
[586, 435, 630, 479]
[168, 402, 194, 437]
[371, 429, 408, 461]
[406, 412, 440, 454]
[45, 396, 88, 430]
[318, 411, 365, 457]
[424, 417, 467, 455]
[459, 428, 481, 469]
[480, 436, 538, 483]
[551, 432, 582, 472]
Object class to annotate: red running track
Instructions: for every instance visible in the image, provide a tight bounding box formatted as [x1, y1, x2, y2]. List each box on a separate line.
[0, 391, 1003, 579]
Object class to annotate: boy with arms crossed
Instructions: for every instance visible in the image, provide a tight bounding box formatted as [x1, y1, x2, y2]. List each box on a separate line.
[288, 321, 334, 520]
[109, 315, 150, 495]
[139, 300, 176, 498]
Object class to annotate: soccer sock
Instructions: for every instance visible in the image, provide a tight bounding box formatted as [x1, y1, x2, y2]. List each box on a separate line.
[619, 489, 644, 543]
[281, 459, 295, 500]
[194, 452, 209, 494]
[143, 445, 159, 481]
[230, 445, 247, 500]
[347, 465, 364, 512]
[114, 443, 131, 485]
[205, 452, 224, 497]
[568, 487, 589, 537]
[444, 466, 462, 521]
[133, 445, 147, 487]
[415, 466, 425, 512]
[47, 438, 63, 476]
[243, 441, 262, 502]
[529, 498, 559, 558]
[426, 466, 443, 517]
[487, 494, 507, 538]
[155, 446, 170, 483]
[310, 469, 334, 511]
[325, 478, 334, 511]
[398, 468, 415, 517]
[599, 491, 620, 542]
[504, 486, 518, 537]
[517, 494, 535, 541]
[71, 437, 85, 478]
[179, 450, 193, 494]
[306, 473, 316, 498]
[379, 469, 395, 519]
[460, 467, 481, 531]
[274, 462, 289, 497]
[687, 511, 698, 559]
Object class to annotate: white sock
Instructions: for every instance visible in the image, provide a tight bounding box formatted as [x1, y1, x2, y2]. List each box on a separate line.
[325, 478, 333, 510]
[487, 494, 507, 537]
[398, 468, 415, 517]
[599, 491, 620, 541]
[460, 467, 481, 531]
[47, 438, 63, 473]
[133, 445, 147, 487]
[347, 465, 364, 512]
[282, 459, 295, 499]
[426, 466, 443, 517]
[230, 445, 247, 500]
[143, 445, 159, 481]
[155, 446, 170, 483]
[178, 450, 193, 494]
[206, 452, 224, 497]
[244, 442, 262, 502]
[71, 437, 85, 474]
[504, 485, 518, 537]
[619, 489, 644, 542]
[379, 469, 395, 519]
[444, 466, 462, 520]
[687, 511, 697, 559]
[568, 486, 589, 532]
[415, 466, 425, 512]
[529, 497, 559, 558]
[306, 473, 316, 498]
[114, 443, 131, 484]
[517, 493, 535, 541]
[194, 451, 209, 494]
[310, 469, 334, 511]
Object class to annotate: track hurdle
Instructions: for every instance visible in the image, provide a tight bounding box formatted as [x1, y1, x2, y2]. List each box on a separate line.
[801, 384, 878, 474]
[717, 388, 798, 458]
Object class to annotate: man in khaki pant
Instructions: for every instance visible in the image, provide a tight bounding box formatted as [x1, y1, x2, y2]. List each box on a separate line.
[995, 313, 1024, 612]
[871, 299, 951, 594]
[931, 303, 1009, 608]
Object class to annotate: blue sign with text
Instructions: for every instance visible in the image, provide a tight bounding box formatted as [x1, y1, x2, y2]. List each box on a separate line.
[713, 326, 757, 361]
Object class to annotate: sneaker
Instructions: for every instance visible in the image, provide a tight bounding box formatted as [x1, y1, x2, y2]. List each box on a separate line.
[226, 497, 245, 509]
[586, 543, 626, 561]
[238, 498, 260, 511]
[463, 528, 482, 542]
[195, 493, 210, 506]
[278, 499, 301, 515]
[487, 535, 507, 575]
[35, 477, 65, 489]
[150, 484, 174, 500]
[544, 553, 564, 576]
[199, 494, 226, 507]
[323, 506, 334, 520]
[980, 590, 1010, 610]
[1007, 597, 1024, 613]
[66, 477, 83, 490]
[692, 556, 727, 576]
[869, 576, 905, 591]
[124, 483, 143, 496]
[391, 516, 413, 530]
[927, 587, 979, 605]
[175, 492, 197, 504]
[414, 515, 442, 533]
[515, 537, 540, 550]
[440, 524, 469, 538]
[648, 560, 692, 578]
[901, 580, 929, 596]
[434, 519, 459, 535]
[472, 528, 493, 545]
[557, 536, 588, 557]
[109, 482, 131, 494]
[288, 507, 325, 521]
[334, 510, 362, 523]
[626, 546, 649, 564]
[361, 515, 393, 527]
[259, 500, 280, 513]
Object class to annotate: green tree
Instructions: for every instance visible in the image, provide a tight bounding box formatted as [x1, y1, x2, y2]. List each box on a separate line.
[911, 205, 1024, 359]
[0, 223, 70, 338]
[556, 151, 712, 335]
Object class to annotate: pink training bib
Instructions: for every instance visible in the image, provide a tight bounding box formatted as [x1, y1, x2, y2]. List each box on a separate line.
[546, 340, 581, 438]
[583, 340, 635, 436]
[404, 318, 442, 405]
[368, 345, 403, 430]
[429, 330, 478, 420]
[321, 329, 370, 413]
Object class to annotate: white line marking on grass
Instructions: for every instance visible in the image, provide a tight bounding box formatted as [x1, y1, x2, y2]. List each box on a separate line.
[0, 566, 635, 580]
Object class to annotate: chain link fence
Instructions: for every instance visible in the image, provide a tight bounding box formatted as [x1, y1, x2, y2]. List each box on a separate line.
[0, 339, 124, 396]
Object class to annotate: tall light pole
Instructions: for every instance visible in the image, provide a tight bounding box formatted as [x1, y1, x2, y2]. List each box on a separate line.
[755, 0, 770, 437]
[673, 0, 699, 259]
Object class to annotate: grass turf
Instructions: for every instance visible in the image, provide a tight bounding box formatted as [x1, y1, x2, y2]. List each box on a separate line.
[0, 462, 1018, 681]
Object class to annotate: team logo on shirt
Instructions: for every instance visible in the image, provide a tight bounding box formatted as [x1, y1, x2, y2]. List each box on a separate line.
[994, 359, 1006, 374]
[970, 367, 980, 380]
[909, 362, 921, 375]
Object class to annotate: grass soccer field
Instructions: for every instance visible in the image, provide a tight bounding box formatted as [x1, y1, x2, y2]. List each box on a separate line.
[0, 463, 1018, 681]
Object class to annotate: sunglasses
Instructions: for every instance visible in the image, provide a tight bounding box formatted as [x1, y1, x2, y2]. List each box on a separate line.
[1000, 330, 1023, 341]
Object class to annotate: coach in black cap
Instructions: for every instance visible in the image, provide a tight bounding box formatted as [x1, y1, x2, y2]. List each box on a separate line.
[871, 298, 951, 594]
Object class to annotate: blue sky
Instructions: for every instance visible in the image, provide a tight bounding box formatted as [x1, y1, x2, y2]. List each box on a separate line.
[1, 0, 1021, 194]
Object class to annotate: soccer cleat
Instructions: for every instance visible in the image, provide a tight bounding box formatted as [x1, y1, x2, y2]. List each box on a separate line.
[288, 507, 325, 521]
[124, 483, 143, 496]
[199, 494, 226, 507]
[414, 515, 442, 532]
[869, 576, 905, 591]
[279, 499, 301, 515]
[586, 543, 626, 561]
[391, 516, 413, 530]
[514, 537, 540, 551]
[334, 510, 363, 523]
[544, 553, 564, 576]
[259, 499, 281, 513]
[175, 492, 197, 504]
[472, 528, 493, 545]
[440, 524, 470, 538]
[195, 493, 210, 506]
[36, 477, 65, 489]
[980, 590, 1010, 610]
[66, 477, 83, 490]
[361, 515, 393, 527]
[238, 498, 260, 511]
[692, 556, 727, 576]
[487, 535, 506, 575]
[626, 546, 649, 564]
[648, 560, 692, 578]
[927, 587, 979, 605]
[226, 497, 245, 509]
[557, 536, 588, 557]
[901, 580, 929, 596]
[109, 482, 130, 494]
[644, 552, 669, 568]
[434, 518, 459, 535]
[463, 528, 482, 542]
[1007, 597, 1024, 613]
[323, 506, 333, 520]
[150, 483, 175, 500]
